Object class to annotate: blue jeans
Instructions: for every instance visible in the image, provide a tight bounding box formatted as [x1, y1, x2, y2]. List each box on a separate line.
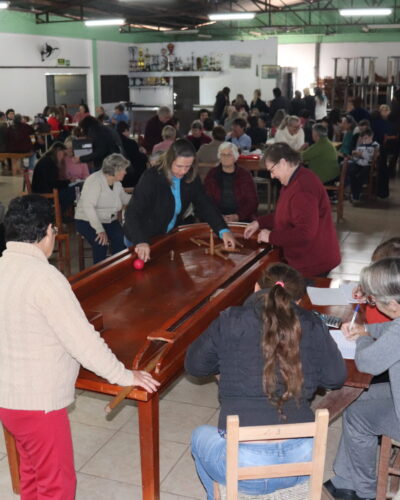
[75, 219, 126, 264]
[191, 425, 312, 500]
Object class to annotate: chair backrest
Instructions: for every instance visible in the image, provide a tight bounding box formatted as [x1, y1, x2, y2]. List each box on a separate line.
[23, 169, 33, 194]
[225, 409, 329, 500]
[39, 189, 63, 230]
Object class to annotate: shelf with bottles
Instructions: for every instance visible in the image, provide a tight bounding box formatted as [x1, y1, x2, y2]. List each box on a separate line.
[128, 44, 222, 74]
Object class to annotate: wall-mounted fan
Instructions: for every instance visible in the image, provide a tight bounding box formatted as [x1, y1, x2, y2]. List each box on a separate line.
[40, 41, 60, 62]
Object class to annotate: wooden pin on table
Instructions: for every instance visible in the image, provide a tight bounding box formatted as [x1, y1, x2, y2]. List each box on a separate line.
[209, 230, 215, 256]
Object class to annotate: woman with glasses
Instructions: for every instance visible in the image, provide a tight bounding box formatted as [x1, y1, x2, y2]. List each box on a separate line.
[244, 142, 340, 278]
[204, 142, 258, 223]
[326, 257, 400, 500]
[0, 195, 159, 499]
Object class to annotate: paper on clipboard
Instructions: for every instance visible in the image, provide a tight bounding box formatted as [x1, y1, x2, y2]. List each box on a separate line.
[307, 282, 359, 306]
[329, 329, 356, 360]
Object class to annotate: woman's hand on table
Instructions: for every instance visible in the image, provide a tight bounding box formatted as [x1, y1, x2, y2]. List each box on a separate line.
[95, 232, 108, 246]
[257, 229, 271, 244]
[132, 370, 160, 393]
[352, 284, 367, 303]
[222, 231, 236, 249]
[244, 220, 259, 239]
[135, 243, 150, 262]
[342, 321, 369, 341]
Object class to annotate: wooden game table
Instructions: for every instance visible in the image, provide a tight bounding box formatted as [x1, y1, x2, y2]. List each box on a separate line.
[3, 222, 280, 500]
[3, 233, 371, 500]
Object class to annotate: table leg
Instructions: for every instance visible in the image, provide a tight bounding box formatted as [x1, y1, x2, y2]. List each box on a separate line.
[138, 394, 160, 500]
[315, 386, 364, 423]
[3, 425, 20, 494]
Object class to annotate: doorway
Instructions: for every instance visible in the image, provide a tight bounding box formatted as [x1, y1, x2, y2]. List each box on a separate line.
[46, 74, 88, 115]
[173, 76, 199, 133]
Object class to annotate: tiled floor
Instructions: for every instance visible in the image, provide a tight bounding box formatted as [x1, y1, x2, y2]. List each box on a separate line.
[0, 173, 399, 499]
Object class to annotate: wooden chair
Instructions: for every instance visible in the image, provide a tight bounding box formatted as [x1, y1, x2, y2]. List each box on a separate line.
[376, 436, 400, 500]
[197, 161, 218, 183]
[0, 152, 33, 176]
[366, 151, 380, 201]
[325, 158, 348, 224]
[213, 409, 329, 500]
[40, 189, 71, 276]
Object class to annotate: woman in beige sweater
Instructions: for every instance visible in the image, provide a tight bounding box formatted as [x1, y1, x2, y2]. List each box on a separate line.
[0, 195, 159, 499]
[75, 153, 131, 264]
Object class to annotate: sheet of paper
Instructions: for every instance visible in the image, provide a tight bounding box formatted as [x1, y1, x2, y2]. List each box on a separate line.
[329, 329, 356, 360]
[306, 286, 348, 306]
[339, 282, 360, 304]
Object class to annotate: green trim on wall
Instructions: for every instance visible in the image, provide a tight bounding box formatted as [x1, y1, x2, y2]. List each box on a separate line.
[91, 39, 99, 107]
[1, 8, 400, 45]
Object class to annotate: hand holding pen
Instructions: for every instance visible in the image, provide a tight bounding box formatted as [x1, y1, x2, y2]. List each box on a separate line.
[343, 304, 369, 340]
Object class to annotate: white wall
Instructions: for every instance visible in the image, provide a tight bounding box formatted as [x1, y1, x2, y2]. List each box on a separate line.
[131, 39, 278, 105]
[0, 33, 93, 117]
[278, 43, 316, 92]
[319, 42, 399, 79]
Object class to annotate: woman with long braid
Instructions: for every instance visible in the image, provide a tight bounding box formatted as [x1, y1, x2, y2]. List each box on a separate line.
[185, 263, 346, 499]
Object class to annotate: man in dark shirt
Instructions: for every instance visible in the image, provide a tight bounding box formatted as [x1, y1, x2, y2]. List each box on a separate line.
[269, 87, 289, 120]
[142, 106, 174, 153]
[213, 87, 230, 124]
[289, 91, 304, 116]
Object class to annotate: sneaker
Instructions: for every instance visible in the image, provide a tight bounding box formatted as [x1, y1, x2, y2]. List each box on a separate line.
[323, 479, 357, 499]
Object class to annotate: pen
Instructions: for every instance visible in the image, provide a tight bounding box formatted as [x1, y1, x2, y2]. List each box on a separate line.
[349, 304, 360, 331]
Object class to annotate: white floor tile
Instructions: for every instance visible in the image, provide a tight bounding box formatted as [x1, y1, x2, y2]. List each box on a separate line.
[69, 392, 136, 431]
[76, 472, 142, 500]
[81, 430, 187, 486]
[161, 449, 205, 499]
[70, 421, 115, 470]
[163, 374, 219, 408]
[121, 399, 215, 445]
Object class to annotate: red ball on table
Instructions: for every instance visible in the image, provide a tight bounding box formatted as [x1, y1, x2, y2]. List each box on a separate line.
[132, 258, 145, 270]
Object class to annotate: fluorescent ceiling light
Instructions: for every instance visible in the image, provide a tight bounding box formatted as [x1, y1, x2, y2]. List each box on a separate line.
[0, 1, 9, 8]
[209, 12, 256, 21]
[163, 29, 199, 35]
[128, 24, 171, 31]
[339, 8, 392, 16]
[367, 24, 400, 29]
[85, 18, 125, 26]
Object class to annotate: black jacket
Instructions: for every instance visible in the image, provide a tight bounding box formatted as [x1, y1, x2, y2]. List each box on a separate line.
[270, 96, 289, 119]
[32, 156, 69, 194]
[250, 98, 269, 114]
[213, 92, 229, 122]
[119, 134, 147, 188]
[123, 167, 228, 245]
[80, 124, 120, 171]
[185, 291, 347, 430]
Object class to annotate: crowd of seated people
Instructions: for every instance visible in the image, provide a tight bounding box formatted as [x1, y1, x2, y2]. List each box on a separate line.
[1, 83, 399, 270]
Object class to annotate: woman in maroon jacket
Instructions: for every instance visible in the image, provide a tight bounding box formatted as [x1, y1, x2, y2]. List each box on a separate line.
[204, 142, 258, 223]
[244, 142, 341, 277]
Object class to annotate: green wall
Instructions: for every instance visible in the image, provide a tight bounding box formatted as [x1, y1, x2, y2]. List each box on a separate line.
[1, 8, 400, 45]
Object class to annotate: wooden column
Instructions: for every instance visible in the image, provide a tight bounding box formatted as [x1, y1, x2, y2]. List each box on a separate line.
[138, 394, 160, 500]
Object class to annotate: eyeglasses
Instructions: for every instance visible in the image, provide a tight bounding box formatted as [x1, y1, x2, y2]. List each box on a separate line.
[266, 162, 278, 173]
[220, 152, 234, 157]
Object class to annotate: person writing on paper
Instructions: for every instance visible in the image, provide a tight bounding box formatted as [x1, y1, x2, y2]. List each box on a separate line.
[244, 142, 341, 278]
[0, 195, 160, 500]
[185, 263, 347, 500]
[123, 139, 236, 262]
[326, 257, 400, 500]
